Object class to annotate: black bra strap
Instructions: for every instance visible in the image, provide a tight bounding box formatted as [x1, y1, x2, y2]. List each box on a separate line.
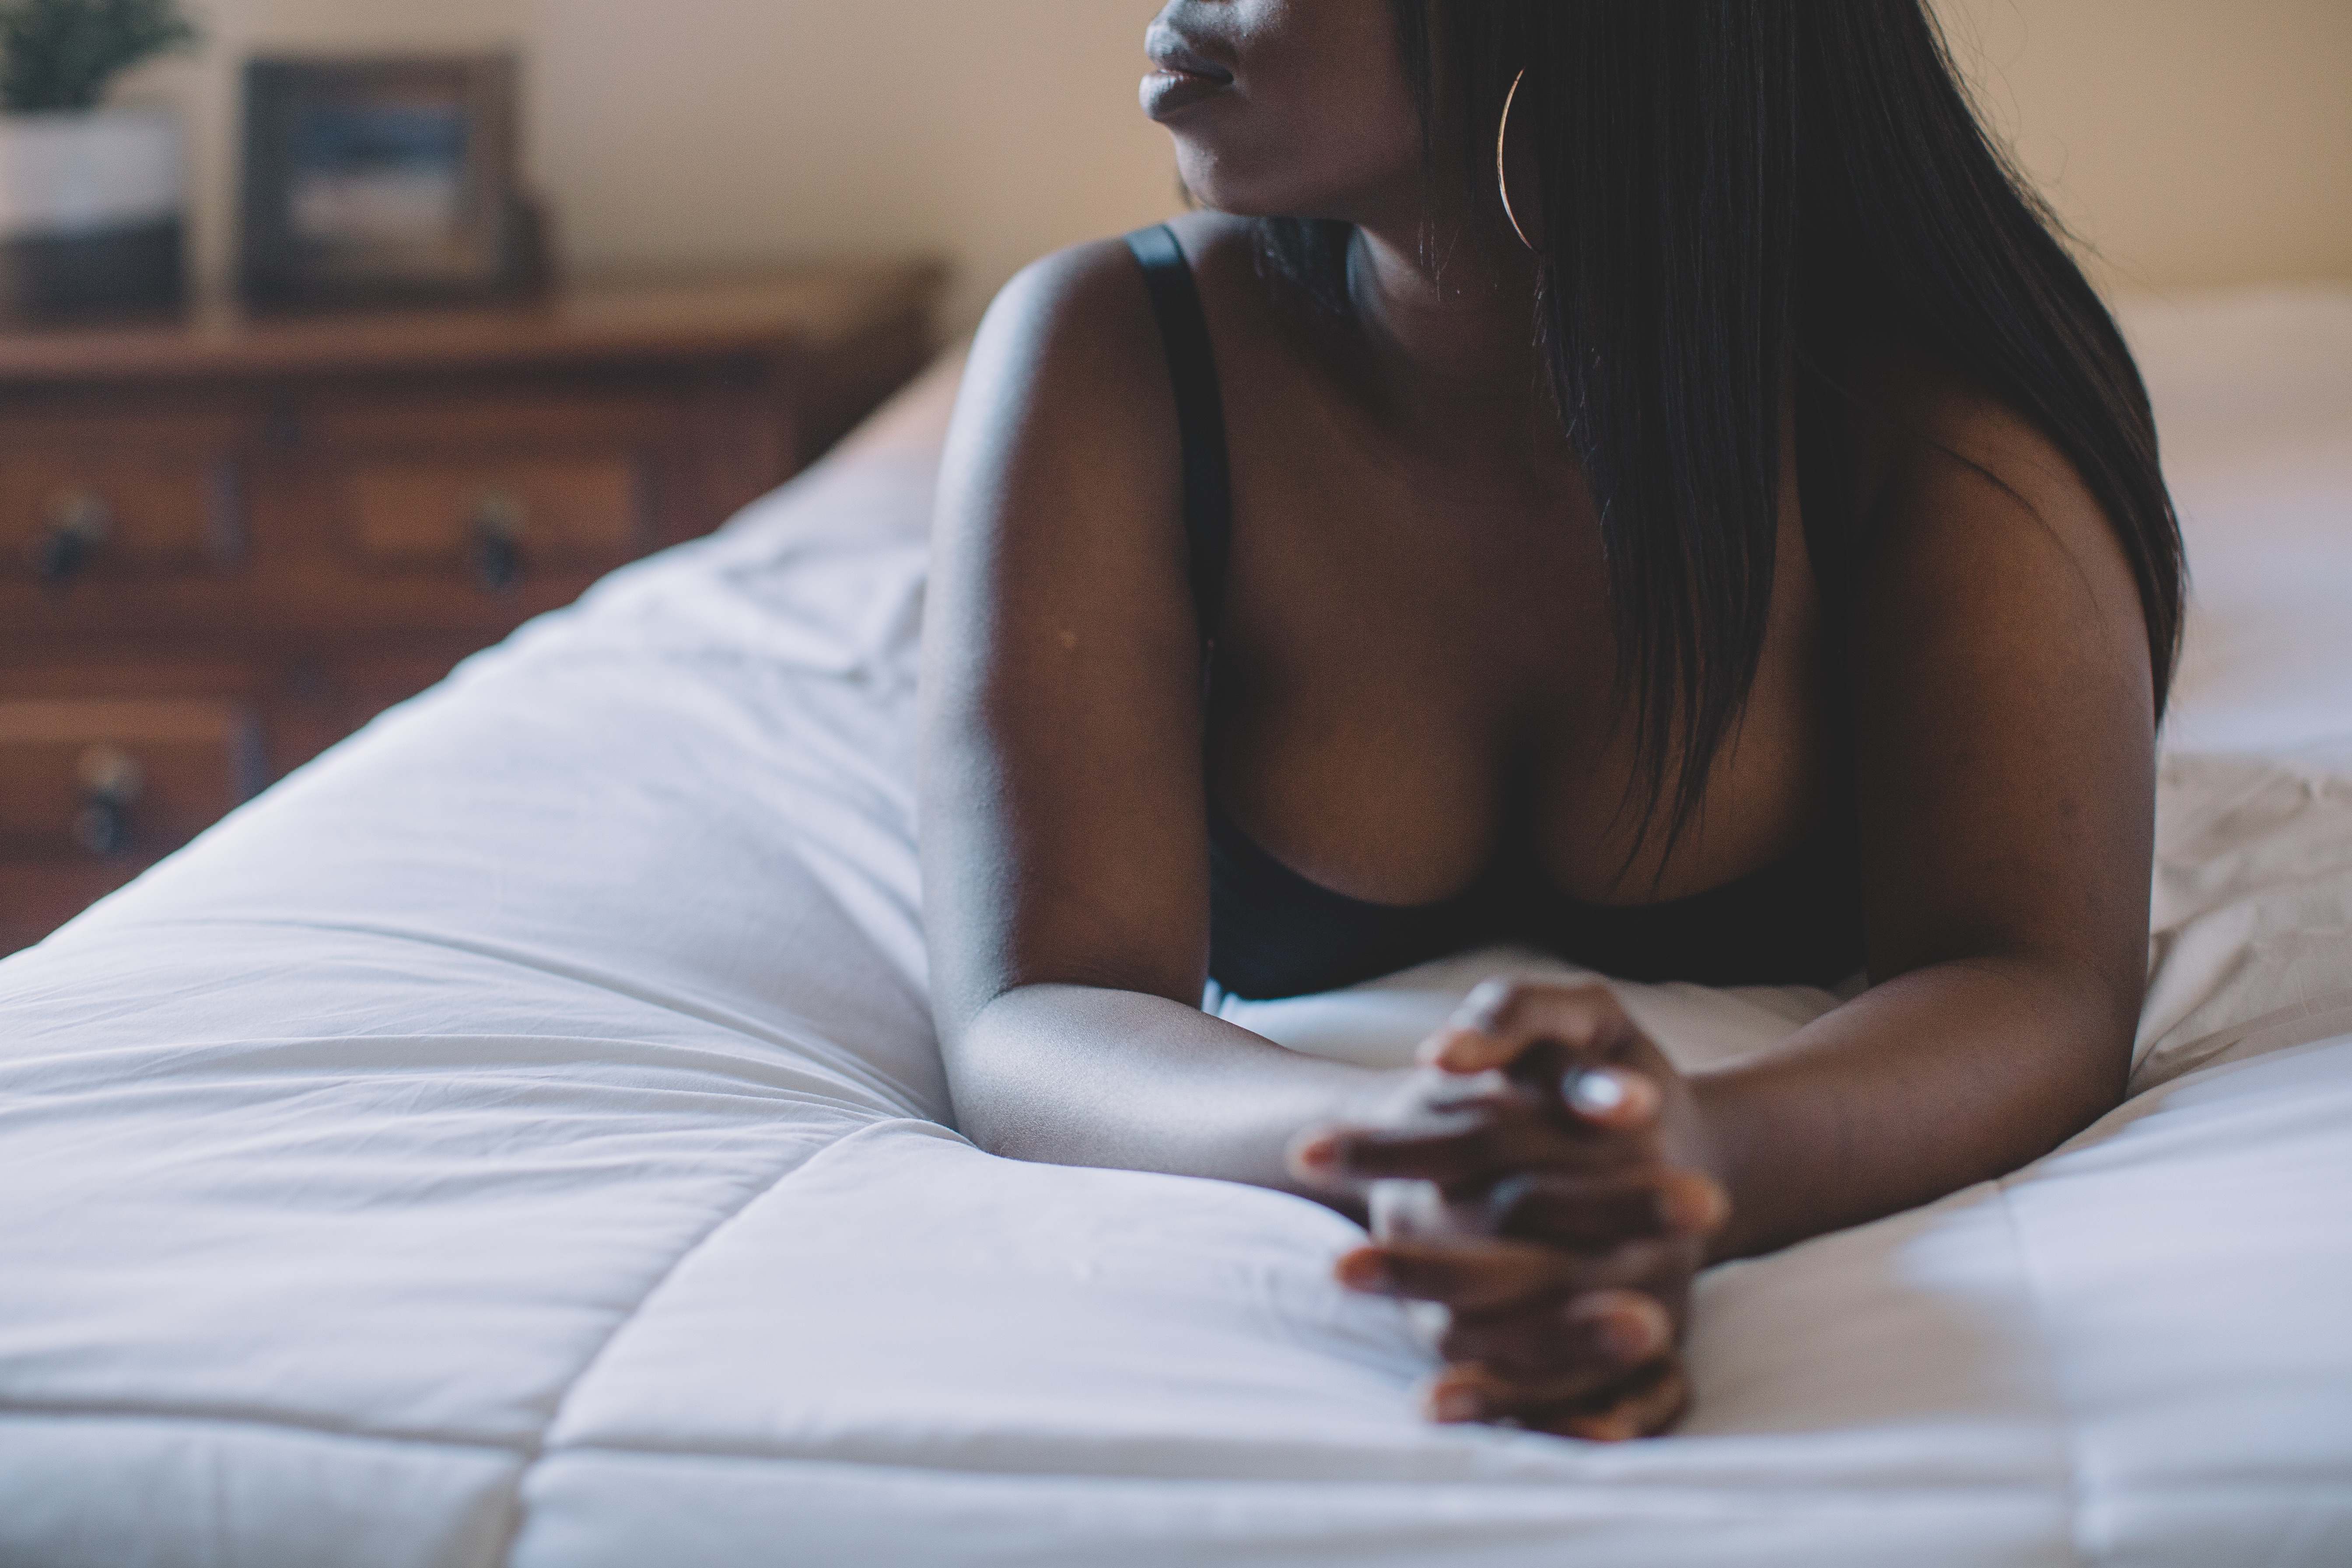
[1124, 224, 1233, 647]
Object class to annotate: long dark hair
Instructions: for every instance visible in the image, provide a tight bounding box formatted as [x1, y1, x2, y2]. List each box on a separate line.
[1260, 0, 2184, 859]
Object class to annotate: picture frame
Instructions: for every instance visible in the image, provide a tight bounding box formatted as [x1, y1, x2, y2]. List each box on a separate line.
[239, 54, 543, 308]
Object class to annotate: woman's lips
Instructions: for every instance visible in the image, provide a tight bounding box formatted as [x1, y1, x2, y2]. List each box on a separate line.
[1142, 65, 1231, 120]
[1141, 29, 1233, 121]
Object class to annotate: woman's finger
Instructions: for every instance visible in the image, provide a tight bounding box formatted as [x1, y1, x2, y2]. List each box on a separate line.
[1344, 1231, 1673, 1302]
[1437, 1358, 1690, 1442]
[1425, 1362, 1620, 1424]
[1489, 1168, 1730, 1246]
[1297, 1109, 1631, 1189]
[1558, 1065, 1663, 1133]
[1422, 1307, 1676, 1428]
[1337, 1235, 1581, 1314]
[1438, 1289, 1672, 1382]
[1416, 980, 1642, 1076]
[1539, 1358, 1694, 1443]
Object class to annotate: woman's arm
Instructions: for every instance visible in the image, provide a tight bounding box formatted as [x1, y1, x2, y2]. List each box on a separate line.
[951, 986, 1393, 1201]
[1698, 385, 2156, 1257]
[1301, 385, 2160, 1434]
[1696, 958, 2133, 1262]
[1316, 390, 2158, 1247]
[920, 232, 1404, 1204]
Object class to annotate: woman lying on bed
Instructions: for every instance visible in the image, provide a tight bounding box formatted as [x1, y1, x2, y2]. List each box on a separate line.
[920, 0, 2183, 1440]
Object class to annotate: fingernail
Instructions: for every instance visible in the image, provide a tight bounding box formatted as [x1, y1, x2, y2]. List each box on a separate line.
[1570, 1410, 1640, 1445]
[1568, 1069, 1628, 1116]
[1574, 1294, 1668, 1362]
[1293, 1134, 1341, 1172]
[1660, 1176, 1730, 1234]
[1594, 1297, 1671, 1362]
[1431, 1385, 1485, 1423]
[1418, 1028, 1477, 1071]
[1602, 1312, 1661, 1362]
[1335, 1251, 1393, 1292]
[1450, 980, 1511, 1030]
[1438, 1037, 1491, 1072]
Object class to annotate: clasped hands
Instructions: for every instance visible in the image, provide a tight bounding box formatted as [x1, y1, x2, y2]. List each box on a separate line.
[1288, 980, 1729, 1442]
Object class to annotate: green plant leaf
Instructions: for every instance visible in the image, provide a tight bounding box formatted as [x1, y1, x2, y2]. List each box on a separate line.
[0, 0, 199, 114]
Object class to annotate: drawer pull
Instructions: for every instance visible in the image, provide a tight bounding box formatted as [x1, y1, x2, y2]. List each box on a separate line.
[72, 744, 144, 858]
[468, 491, 527, 595]
[37, 490, 112, 588]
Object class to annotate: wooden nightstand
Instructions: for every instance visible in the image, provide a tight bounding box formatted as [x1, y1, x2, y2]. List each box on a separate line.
[0, 263, 944, 953]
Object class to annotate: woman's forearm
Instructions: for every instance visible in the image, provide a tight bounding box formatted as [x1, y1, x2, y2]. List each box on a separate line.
[1694, 952, 2137, 1261]
[945, 984, 1402, 1206]
[951, 953, 2135, 1255]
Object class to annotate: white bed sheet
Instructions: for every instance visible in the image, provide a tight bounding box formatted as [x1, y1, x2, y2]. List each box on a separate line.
[3, 288, 2349, 1567]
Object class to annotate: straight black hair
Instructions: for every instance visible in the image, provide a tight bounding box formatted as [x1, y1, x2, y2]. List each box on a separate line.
[1260, 0, 2184, 861]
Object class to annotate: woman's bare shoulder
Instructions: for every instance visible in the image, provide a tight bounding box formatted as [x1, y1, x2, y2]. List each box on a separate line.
[941, 238, 1179, 549]
[963, 237, 1162, 406]
[964, 215, 1262, 387]
[945, 216, 1264, 537]
[1891, 369, 2088, 500]
[1848, 355, 2132, 586]
[1844, 353, 2154, 713]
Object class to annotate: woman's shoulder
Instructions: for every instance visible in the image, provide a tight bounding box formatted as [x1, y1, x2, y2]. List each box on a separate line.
[950, 216, 1266, 497]
[1844, 352, 2149, 679]
[940, 219, 1252, 565]
[976, 214, 1257, 360]
[1849, 351, 2114, 551]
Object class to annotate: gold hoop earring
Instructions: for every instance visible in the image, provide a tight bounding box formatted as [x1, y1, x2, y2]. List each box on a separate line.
[1496, 69, 1536, 252]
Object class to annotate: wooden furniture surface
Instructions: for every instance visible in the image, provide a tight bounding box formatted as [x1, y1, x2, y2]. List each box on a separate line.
[0, 263, 944, 953]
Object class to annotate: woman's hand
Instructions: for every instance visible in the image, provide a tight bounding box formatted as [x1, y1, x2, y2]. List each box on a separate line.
[1288, 980, 1729, 1441]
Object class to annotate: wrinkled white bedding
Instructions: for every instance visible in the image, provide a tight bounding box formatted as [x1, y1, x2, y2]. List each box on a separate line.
[3, 288, 2349, 1567]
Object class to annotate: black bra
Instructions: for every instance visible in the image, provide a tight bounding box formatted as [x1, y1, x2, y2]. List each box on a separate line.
[1125, 224, 1866, 1001]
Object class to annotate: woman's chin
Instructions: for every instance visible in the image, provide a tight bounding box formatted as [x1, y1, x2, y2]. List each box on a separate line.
[1167, 159, 1309, 222]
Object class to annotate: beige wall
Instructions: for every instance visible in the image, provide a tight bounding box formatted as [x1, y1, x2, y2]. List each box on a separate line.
[1933, 0, 2352, 294]
[526, 0, 1176, 332]
[120, 1, 2351, 330]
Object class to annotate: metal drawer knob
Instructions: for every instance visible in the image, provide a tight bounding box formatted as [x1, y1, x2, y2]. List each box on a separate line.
[37, 490, 112, 588]
[469, 491, 527, 595]
[72, 744, 143, 858]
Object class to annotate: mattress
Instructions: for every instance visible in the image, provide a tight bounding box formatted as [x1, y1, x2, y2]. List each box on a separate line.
[3, 286, 2349, 1567]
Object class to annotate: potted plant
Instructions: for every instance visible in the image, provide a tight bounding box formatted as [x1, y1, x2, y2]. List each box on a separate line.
[0, 0, 197, 320]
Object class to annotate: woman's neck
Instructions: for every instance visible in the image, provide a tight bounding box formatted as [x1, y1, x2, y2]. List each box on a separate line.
[1341, 217, 1560, 452]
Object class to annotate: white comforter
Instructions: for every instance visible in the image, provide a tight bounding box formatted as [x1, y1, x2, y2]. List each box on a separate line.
[4, 289, 2349, 1567]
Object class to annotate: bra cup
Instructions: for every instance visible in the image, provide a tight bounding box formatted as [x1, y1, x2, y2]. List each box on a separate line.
[1124, 225, 1865, 1003]
[1206, 793, 1863, 1001]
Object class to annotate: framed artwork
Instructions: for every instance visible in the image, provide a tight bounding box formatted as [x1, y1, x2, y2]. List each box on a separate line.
[240, 55, 543, 308]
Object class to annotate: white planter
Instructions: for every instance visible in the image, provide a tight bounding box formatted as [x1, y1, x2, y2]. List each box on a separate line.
[0, 107, 186, 318]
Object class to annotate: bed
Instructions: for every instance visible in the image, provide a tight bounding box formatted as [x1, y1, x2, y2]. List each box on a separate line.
[4, 285, 2349, 1568]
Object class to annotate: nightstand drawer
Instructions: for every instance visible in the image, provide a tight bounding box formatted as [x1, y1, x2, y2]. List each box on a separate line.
[0, 262, 942, 955]
[340, 454, 649, 592]
[0, 416, 243, 586]
[0, 699, 263, 861]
